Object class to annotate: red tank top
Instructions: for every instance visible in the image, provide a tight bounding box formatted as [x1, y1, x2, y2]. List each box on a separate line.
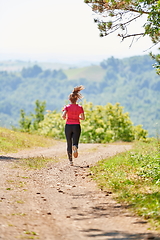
[63, 104, 84, 124]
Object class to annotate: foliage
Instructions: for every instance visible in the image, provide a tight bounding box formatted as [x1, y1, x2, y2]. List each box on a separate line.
[150, 49, 160, 75]
[84, 0, 160, 72]
[19, 109, 32, 132]
[0, 55, 159, 137]
[21, 65, 43, 78]
[90, 138, 160, 228]
[31, 100, 46, 130]
[38, 101, 147, 143]
[84, 0, 160, 43]
[81, 101, 147, 142]
[19, 100, 46, 132]
[38, 110, 65, 139]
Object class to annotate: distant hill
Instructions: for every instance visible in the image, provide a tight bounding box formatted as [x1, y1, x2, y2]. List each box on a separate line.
[0, 60, 77, 72]
[0, 55, 159, 137]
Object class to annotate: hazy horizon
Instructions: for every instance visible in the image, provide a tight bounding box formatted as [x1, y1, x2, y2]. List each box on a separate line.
[1, 0, 159, 66]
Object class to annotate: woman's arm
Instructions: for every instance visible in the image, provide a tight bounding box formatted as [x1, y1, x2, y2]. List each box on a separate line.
[79, 112, 85, 120]
[62, 110, 67, 120]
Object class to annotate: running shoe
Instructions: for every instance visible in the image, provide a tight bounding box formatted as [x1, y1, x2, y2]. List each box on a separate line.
[70, 160, 73, 166]
[72, 146, 78, 158]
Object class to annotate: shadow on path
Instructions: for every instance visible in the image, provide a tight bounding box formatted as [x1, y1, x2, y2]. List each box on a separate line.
[81, 228, 160, 240]
[0, 156, 19, 162]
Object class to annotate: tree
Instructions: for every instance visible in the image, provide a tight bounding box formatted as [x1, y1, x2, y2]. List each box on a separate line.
[150, 51, 160, 75]
[84, 0, 159, 41]
[19, 109, 32, 132]
[31, 100, 46, 130]
[21, 65, 42, 78]
[84, 0, 160, 73]
[19, 100, 46, 132]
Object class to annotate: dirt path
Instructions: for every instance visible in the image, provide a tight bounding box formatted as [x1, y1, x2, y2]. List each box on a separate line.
[0, 142, 160, 240]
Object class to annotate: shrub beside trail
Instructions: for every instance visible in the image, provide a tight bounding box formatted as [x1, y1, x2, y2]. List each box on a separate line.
[38, 101, 147, 143]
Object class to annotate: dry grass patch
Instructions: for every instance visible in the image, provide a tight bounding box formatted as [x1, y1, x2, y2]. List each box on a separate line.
[0, 127, 56, 153]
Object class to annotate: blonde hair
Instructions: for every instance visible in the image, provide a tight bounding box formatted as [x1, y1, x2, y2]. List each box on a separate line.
[69, 85, 85, 104]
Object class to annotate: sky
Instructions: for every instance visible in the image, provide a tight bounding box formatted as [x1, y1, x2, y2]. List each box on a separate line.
[0, 0, 159, 64]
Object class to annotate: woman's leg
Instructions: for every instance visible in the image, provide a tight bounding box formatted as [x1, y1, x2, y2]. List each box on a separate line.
[72, 124, 81, 148]
[65, 124, 73, 161]
[72, 124, 81, 158]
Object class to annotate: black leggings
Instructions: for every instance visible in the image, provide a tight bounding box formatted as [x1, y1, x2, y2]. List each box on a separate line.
[65, 124, 81, 160]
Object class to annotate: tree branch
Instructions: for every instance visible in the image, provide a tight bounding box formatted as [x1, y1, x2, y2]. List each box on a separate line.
[119, 33, 145, 40]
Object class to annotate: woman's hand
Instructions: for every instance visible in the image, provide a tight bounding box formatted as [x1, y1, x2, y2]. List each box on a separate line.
[62, 110, 67, 120]
[79, 112, 85, 120]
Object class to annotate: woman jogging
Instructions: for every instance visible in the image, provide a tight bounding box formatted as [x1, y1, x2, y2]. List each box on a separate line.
[62, 86, 85, 166]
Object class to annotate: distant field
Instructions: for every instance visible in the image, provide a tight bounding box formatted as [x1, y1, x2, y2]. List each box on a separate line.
[0, 60, 74, 72]
[64, 65, 106, 82]
[0, 60, 112, 82]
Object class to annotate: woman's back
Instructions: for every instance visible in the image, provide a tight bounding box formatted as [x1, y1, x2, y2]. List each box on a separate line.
[64, 104, 83, 124]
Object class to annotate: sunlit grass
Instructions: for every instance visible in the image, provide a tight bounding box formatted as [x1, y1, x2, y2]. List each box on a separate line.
[0, 127, 61, 169]
[0, 127, 56, 153]
[64, 65, 106, 82]
[17, 156, 58, 170]
[90, 138, 160, 229]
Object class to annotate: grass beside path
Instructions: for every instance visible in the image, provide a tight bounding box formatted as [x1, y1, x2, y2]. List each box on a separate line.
[0, 127, 60, 169]
[90, 139, 160, 230]
[0, 127, 55, 153]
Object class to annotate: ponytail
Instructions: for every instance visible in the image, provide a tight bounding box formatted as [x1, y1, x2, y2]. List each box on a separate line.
[69, 85, 84, 103]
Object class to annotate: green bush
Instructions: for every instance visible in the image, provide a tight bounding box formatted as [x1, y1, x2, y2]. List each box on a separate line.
[38, 101, 148, 143]
[38, 110, 65, 139]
